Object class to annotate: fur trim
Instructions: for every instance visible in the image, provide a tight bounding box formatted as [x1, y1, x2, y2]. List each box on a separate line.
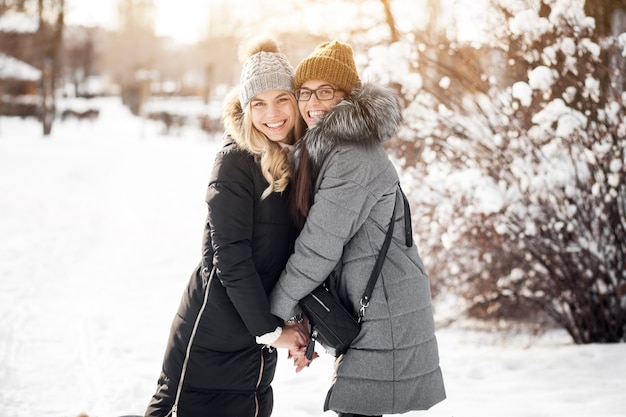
[221, 86, 248, 151]
[304, 83, 402, 177]
[238, 36, 281, 64]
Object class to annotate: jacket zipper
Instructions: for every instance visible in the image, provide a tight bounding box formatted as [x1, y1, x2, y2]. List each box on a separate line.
[171, 266, 214, 417]
[254, 349, 265, 417]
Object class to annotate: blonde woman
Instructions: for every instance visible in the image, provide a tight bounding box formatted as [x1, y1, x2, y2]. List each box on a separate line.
[145, 37, 307, 417]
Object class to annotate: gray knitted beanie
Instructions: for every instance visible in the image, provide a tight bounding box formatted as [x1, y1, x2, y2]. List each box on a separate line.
[238, 36, 295, 108]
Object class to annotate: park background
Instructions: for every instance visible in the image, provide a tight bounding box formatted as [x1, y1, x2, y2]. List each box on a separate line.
[1, 0, 625, 416]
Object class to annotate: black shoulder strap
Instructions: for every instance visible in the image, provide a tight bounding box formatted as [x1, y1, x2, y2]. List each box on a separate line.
[399, 185, 413, 247]
[358, 187, 400, 321]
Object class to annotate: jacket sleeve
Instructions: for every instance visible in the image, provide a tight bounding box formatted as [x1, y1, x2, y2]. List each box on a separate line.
[269, 148, 379, 320]
[206, 149, 280, 337]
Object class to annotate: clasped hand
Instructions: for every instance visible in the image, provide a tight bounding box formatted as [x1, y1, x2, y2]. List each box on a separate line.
[270, 318, 319, 372]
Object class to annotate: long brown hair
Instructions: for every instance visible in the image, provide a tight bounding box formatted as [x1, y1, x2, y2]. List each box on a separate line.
[289, 139, 313, 230]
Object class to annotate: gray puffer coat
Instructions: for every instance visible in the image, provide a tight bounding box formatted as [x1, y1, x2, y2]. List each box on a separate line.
[269, 84, 446, 415]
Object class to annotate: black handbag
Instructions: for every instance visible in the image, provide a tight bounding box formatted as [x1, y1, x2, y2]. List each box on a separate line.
[299, 190, 404, 359]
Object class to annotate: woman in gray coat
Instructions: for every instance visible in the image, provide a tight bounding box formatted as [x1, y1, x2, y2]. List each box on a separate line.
[269, 41, 446, 417]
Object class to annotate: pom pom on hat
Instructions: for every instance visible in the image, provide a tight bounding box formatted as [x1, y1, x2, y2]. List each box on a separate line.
[238, 36, 295, 108]
[294, 40, 361, 92]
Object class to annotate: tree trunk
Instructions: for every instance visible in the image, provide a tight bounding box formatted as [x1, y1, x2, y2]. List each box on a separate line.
[38, 0, 65, 136]
[584, 0, 626, 36]
[380, 0, 399, 42]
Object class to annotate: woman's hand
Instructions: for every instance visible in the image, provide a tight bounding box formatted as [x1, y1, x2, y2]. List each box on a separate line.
[276, 315, 318, 372]
[286, 315, 318, 372]
[270, 324, 308, 350]
[288, 345, 319, 372]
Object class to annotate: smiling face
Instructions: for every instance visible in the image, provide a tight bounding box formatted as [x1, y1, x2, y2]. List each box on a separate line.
[249, 90, 298, 144]
[297, 80, 346, 127]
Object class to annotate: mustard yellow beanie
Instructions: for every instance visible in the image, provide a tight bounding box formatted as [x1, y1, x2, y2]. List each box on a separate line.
[294, 40, 361, 92]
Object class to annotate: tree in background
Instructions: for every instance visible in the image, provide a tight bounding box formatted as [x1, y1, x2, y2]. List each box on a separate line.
[101, 0, 159, 114]
[36, 0, 64, 135]
[0, 0, 65, 135]
[62, 26, 96, 97]
[586, 0, 626, 36]
[363, 0, 625, 343]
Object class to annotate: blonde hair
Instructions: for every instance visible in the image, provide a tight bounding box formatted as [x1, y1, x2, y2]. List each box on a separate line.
[242, 92, 305, 199]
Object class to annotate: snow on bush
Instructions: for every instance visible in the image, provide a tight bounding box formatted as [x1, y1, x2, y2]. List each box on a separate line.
[367, 0, 625, 343]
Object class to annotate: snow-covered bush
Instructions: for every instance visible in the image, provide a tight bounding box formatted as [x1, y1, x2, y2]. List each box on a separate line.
[367, 0, 626, 343]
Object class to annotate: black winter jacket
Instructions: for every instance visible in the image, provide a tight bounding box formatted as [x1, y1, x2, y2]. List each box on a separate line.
[146, 91, 298, 417]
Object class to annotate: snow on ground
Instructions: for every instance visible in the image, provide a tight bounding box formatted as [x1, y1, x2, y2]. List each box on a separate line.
[0, 97, 624, 417]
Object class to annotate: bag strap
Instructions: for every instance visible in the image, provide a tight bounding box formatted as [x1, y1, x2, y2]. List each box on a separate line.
[358, 186, 402, 322]
[399, 185, 413, 247]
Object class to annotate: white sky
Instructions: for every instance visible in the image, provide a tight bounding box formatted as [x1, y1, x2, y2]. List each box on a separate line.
[62, 0, 487, 44]
[64, 0, 211, 44]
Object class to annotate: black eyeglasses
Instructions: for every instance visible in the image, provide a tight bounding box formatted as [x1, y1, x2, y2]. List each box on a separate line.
[295, 87, 339, 101]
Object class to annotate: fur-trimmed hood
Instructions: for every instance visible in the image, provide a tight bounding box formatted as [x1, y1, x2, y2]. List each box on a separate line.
[300, 83, 402, 178]
[221, 87, 248, 151]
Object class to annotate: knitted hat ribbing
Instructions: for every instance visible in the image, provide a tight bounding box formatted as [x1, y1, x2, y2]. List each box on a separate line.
[239, 37, 295, 108]
[294, 40, 361, 92]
